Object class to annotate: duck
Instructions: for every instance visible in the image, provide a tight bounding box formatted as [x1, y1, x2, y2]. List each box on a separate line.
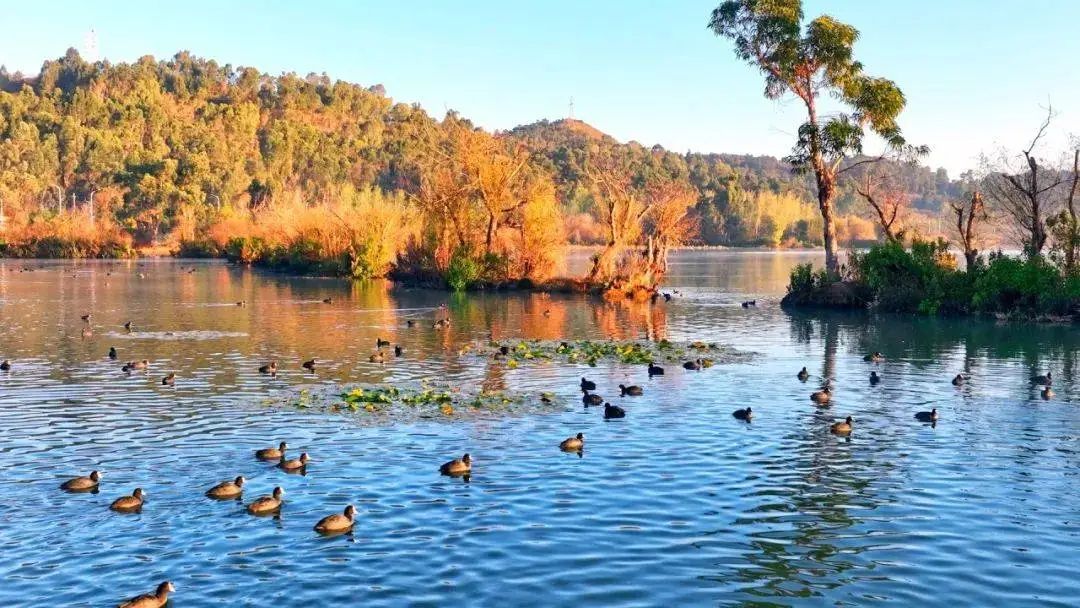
[580, 377, 597, 391]
[376, 338, 391, 348]
[830, 416, 854, 435]
[258, 361, 277, 374]
[302, 358, 316, 371]
[869, 371, 881, 385]
[255, 441, 288, 461]
[433, 318, 450, 329]
[619, 384, 643, 397]
[1042, 386, 1054, 400]
[117, 581, 175, 608]
[122, 359, 149, 373]
[236, 300, 246, 307]
[81, 313, 92, 322]
[206, 475, 246, 499]
[0, 360, 10, 371]
[581, 390, 603, 406]
[498, 345, 511, 357]
[161, 373, 175, 386]
[662, 292, 672, 301]
[560, 432, 585, 451]
[914, 408, 938, 422]
[863, 352, 885, 362]
[732, 407, 753, 421]
[604, 402, 626, 419]
[278, 452, 311, 472]
[246, 486, 285, 515]
[314, 505, 357, 534]
[394, 345, 404, 357]
[810, 386, 832, 405]
[123, 321, 133, 331]
[542, 309, 552, 317]
[440, 453, 472, 475]
[406, 320, 416, 328]
[1031, 371, 1052, 385]
[647, 362, 665, 376]
[952, 374, 965, 386]
[741, 300, 757, 308]
[369, 351, 386, 364]
[109, 488, 145, 513]
[322, 297, 333, 304]
[797, 367, 809, 381]
[683, 359, 703, 371]
[108, 347, 118, 360]
[60, 470, 101, 492]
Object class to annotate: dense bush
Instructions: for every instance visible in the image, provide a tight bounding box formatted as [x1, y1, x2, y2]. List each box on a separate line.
[787, 240, 1080, 319]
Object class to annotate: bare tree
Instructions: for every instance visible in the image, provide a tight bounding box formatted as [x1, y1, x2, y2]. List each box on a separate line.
[854, 168, 908, 243]
[951, 191, 988, 270]
[982, 107, 1068, 258]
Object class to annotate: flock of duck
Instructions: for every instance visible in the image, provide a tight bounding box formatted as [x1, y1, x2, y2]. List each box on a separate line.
[17, 299, 1061, 606]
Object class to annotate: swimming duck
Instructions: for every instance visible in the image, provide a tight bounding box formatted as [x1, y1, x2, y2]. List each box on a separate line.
[830, 416, 853, 435]
[406, 320, 415, 328]
[914, 408, 938, 422]
[258, 361, 277, 374]
[662, 292, 672, 302]
[582, 390, 603, 406]
[109, 488, 145, 513]
[314, 504, 357, 534]
[108, 347, 118, 360]
[161, 373, 175, 386]
[580, 377, 597, 391]
[0, 360, 10, 371]
[432, 318, 450, 329]
[123, 321, 132, 331]
[560, 433, 585, 451]
[647, 362, 665, 376]
[394, 345, 404, 357]
[61, 470, 101, 492]
[278, 452, 311, 472]
[498, 346, 511, 357]
[117, 581, 175, 608]
[81, 313, 92, 322]
[122, 360, 149, 372]
[732, 407, 753, 421]
[206, 475, 245, 499]
[683, 359, 703, 371]
[952, 374, 965, 386]
[302, 358, 316, 371]
[741, 300, 757, 308]
[869, 371, 881, 385]
[255, 441, 288, 461]
[1042, 386, 1054, 400]
[863, 352, 885, 362]
[542, 309, 552, 317]
[246, 486, 285, 515]
[369, 351, 386, 363]
[1031, 371, 1052, 385]
[604, 402, 626, 419]
[810, 386, 832, 405]
[797, 367, 809, 381]
[440, 453, 472, 475]
[322, 297, 333, 304]
[376, 338, 391, 348]
[619, 384, 643, 397]
[236, 300, 246, 307]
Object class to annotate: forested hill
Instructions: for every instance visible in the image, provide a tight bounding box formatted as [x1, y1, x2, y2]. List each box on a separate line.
[0, 49, 963, 248]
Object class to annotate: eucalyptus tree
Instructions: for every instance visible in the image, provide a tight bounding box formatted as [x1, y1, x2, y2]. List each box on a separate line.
[709, 0, 920, 276]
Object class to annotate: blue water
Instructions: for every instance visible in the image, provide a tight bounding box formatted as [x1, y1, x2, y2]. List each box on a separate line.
[0, 251, 1078, 607]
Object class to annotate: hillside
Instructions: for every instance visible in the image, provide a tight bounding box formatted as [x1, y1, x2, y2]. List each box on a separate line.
[0, 49, 965, 251]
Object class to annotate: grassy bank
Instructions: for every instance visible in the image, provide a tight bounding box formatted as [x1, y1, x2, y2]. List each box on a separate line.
[783, 239, 1080, 320]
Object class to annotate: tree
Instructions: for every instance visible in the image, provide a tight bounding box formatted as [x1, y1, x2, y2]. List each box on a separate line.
[982, 108, 1069, 258]
[950, 191, 988, 270]
[1047, 148, 1079, 274]
[854, 167, 908, 242]
[709, 0, 919, 275]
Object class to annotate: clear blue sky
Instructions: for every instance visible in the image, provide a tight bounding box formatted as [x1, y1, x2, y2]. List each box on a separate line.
[2, 0, 1077, 175]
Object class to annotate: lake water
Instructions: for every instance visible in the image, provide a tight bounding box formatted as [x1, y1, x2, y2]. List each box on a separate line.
[1, 250, 1078, 607]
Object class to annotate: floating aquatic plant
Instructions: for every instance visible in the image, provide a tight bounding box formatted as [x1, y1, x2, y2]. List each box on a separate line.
[263, 382, 562, 423]
[469, 338, 751, 367]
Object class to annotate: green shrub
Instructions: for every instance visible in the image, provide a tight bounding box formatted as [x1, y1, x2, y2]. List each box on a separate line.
[445, 250, 481, 291]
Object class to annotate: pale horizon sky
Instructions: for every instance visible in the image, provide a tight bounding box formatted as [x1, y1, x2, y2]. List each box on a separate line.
[1, 0, 1077, 176]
